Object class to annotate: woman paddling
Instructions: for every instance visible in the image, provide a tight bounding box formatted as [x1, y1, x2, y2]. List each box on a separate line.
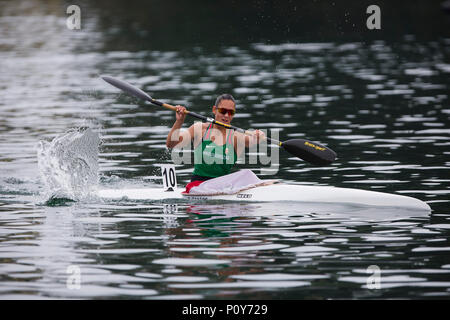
[166, 94, 266, 192]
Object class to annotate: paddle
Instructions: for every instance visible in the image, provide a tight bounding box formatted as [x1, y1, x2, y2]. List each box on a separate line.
[101, 75, 337, 166]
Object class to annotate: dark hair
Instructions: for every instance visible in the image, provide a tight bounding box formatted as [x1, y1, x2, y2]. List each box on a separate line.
[215, 94, 236, 108]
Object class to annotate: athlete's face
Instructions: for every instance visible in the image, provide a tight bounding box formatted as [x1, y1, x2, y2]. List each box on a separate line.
[212, 99, 235, 124]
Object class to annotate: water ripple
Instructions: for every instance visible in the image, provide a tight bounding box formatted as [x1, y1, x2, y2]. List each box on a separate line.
[0, 2, 449, 299]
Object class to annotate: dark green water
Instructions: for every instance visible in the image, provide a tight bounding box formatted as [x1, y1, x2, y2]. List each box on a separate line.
[0, 0, 449, 299]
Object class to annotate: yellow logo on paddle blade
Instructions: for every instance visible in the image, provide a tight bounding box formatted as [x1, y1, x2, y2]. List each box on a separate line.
[304, 141, 326, 151]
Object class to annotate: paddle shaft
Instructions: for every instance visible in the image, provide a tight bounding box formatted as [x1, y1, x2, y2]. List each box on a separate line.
[148, 97, 281, 145]
[101, 75, 337, 165]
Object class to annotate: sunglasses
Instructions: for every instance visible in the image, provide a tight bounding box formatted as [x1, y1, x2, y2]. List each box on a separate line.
[217, 107, 236, 116]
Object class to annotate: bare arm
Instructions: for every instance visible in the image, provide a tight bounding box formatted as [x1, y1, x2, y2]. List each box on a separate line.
[244, 129, 266, 147]
[234, 129, 266, 156]
[166, 106, 191, 149]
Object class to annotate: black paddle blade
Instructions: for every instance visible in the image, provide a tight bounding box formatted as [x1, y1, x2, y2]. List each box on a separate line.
[281, 139, 337, 166]
[102, 76, 152, 102]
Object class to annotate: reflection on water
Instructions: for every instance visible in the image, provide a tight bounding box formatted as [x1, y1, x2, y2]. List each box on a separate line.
[0, 0, 450, 299]
[1, 200, 448, 299]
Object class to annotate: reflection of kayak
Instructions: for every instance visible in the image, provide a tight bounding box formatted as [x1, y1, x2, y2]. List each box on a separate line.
[185, 202, 430, 220]
[98, 183, 431, 211]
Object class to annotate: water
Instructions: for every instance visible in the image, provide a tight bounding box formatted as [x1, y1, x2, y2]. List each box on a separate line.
[1, 1, 450, 299]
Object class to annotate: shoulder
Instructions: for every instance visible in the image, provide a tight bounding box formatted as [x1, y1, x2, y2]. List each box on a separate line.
[188, 122, 207, 129]
[188, 122, 209, 136]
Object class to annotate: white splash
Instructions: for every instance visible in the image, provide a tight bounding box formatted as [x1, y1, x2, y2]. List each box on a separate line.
[37, 128, 100, 202]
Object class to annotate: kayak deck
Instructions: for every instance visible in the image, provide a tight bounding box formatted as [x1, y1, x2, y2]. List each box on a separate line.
[98, 184, 431, 211]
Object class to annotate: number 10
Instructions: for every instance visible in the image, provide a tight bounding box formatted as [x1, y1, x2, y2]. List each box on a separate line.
[161, 165, 177, 191]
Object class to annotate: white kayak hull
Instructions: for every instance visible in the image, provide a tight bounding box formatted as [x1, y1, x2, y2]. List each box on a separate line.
[98, 184, 431, 211]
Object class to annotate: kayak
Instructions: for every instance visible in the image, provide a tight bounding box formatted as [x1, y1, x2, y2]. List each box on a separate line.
[97, 77, 431, 213]
[98, 183, 431, 211]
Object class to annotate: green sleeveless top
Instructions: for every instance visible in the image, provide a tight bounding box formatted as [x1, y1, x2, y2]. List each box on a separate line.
[192, 123, 237, 178]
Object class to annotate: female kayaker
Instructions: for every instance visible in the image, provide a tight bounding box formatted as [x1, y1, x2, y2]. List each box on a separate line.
[166, 94, 265, 191]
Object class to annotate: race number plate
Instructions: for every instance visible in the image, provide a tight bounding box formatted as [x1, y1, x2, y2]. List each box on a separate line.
[160, 164, 177, 191]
